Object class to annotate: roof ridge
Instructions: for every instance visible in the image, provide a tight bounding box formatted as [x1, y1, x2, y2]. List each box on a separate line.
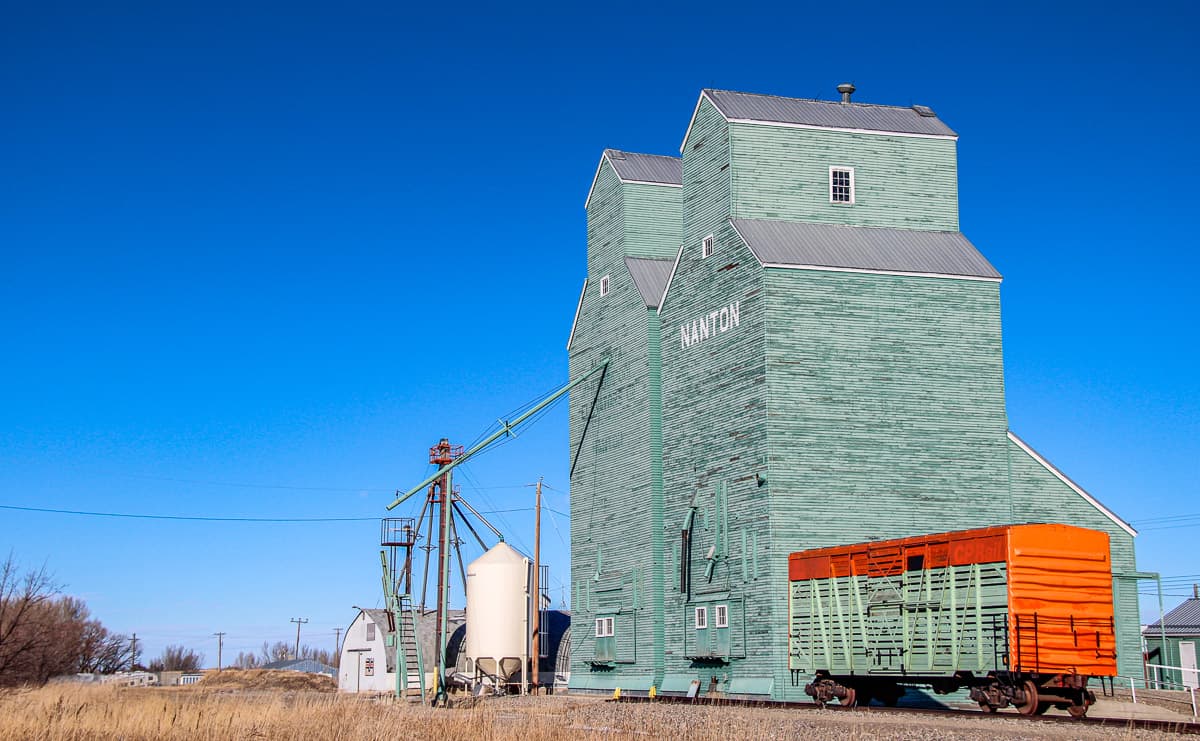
[705, 88, 931, 113]
[607, 149, 681, 161]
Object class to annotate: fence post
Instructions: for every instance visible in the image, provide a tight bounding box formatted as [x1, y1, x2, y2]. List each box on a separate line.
[1130, 676, 1137, 704]
[1191, 686, 1196, 718]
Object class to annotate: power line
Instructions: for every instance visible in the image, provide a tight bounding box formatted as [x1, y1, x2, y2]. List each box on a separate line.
[0, 504, 378, 523]
[110, 473, 395, 493]
[0, 502, 566, 524]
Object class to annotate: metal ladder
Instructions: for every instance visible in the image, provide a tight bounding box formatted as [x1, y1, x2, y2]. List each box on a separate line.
[394, 594, 425, 699]
[380, 550, 426, 701]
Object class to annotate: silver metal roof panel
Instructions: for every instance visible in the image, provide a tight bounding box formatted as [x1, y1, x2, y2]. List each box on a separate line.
[707, 89, 957, 138]
[731, 219, 1000, 280]
[1144, 598, 1200, 635]
[625, 256, 675, 308]
[606, 149, 682, 185]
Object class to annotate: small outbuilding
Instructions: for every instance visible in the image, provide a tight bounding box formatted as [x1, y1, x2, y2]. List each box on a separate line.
[1143, 589, 1200, 689]
[337, 605, 572, 694]
[338, 607, 466, 694]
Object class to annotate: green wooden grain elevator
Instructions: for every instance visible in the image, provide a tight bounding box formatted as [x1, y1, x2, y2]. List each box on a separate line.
[567, 86, 1141, 700]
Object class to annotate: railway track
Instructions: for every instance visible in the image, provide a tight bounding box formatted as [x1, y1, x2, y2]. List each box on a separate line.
[611, 693, 1200, 735]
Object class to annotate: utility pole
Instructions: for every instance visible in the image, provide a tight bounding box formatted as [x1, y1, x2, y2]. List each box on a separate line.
[290, 618, 308, 660]
[531, 477, 542, 692]
[129, 634, 139, 671]
[333, 627, 343, 668]
[214, 632, 226, 672]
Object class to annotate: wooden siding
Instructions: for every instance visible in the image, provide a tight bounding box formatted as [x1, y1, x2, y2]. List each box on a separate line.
[568, 158, 679, 690]
[625, 183, 682, 260]
[659, 217, 771, 693]
[1007, 438, 1142, 679]
[681, 98, 731, 254]
[763, 269, 1009, 699]
[730, 124, 959, 231]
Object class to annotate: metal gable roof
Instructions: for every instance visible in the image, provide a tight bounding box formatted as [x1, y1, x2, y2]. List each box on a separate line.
[605, 149, 682, 185]
[731, 219, 1001, 280]
[1145, 598, 1200, 636]
[625, 256, 675, 308]
[705, 89, 957, 138]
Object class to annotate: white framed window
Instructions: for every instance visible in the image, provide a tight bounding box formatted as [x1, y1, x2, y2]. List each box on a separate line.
[599, 274, 611, 297]
[830, 166, 854, 204]
[594, 617, 614, 637]
[701, 235, 714, 259]
[715, 604, 728, 628]
[694, 606, 708, 629]
[366, 622, 375, 641]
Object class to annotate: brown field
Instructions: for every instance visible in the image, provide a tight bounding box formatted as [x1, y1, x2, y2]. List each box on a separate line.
[0, 681, 1179, 740]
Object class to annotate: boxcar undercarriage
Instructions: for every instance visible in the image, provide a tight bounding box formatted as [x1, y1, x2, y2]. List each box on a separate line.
[804, 669, 1096, 717]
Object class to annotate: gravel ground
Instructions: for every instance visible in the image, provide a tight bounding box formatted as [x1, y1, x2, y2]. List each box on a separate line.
[473, 694, 1187, 739]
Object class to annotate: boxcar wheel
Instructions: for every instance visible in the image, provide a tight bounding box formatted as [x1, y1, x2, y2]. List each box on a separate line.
[840, 687, 857, 708]
[1015, 680, 1040, 716]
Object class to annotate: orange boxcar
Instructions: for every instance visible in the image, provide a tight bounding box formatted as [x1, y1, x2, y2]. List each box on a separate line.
[788, 524, 1115, 715]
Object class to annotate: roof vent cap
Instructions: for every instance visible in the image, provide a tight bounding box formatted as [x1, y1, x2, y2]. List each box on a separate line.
[912, 104, 937, 117]
[836, 82, 856, 104]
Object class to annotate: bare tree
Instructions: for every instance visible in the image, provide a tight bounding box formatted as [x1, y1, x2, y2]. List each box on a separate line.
[297, 645, 334, 665]
[232, 651, 261, 669]
[146, 645, 205, 673]
[259, 641, 292, 664]
[0, 554, 59, 685]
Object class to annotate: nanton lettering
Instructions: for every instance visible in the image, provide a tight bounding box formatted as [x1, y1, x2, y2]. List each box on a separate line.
[679, 301, 740, 350]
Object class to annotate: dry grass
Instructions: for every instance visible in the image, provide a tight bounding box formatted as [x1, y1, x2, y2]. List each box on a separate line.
[0, 683, 1179, 740]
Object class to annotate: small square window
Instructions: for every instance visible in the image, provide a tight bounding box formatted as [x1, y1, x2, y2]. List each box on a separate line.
[595, 618, 604, 637]
[702, 235, 714, 259]
[694, 606, 708, 629]
[715, 604, 728, 628]
[366, 622, 375, 641]
[594, 617, 614, 637]
[605, 617, 614, 636]
[599, 274, 611, 297]
[830, 167, 854, 204]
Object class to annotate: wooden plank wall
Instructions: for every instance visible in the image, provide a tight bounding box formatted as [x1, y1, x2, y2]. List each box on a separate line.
[730, 124, 959, 231]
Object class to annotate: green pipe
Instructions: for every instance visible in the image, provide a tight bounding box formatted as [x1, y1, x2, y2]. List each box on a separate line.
[388, 359, 609, 511]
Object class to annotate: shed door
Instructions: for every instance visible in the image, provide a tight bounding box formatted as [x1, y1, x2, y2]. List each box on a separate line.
[1181, 641, 1198, 689]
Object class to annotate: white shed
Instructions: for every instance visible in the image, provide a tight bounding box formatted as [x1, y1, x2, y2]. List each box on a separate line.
[338, 609, 396, 693]
[338, 606, 467, 694]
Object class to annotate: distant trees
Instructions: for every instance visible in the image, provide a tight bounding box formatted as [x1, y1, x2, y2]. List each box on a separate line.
[232, 650, 261, 669]
[146, 645, 204, 673]
[229, 641, 334, 669]
[0, 554, 133, 686]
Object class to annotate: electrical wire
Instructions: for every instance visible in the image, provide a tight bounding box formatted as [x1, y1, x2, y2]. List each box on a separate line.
[107, 473, 394, 493]
[0, 504, 377, 523]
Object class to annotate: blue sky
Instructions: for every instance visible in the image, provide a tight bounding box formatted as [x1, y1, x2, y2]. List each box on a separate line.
[2, 1, 1197, 667]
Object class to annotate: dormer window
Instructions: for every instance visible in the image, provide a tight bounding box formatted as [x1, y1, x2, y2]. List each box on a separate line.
[599, 274, 610, 296]
[830, 167, 854, 204]
[702, 235, 714, 259]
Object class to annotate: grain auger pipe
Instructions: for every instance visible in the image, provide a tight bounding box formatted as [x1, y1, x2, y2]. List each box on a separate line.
[387, 358, 610, 511]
